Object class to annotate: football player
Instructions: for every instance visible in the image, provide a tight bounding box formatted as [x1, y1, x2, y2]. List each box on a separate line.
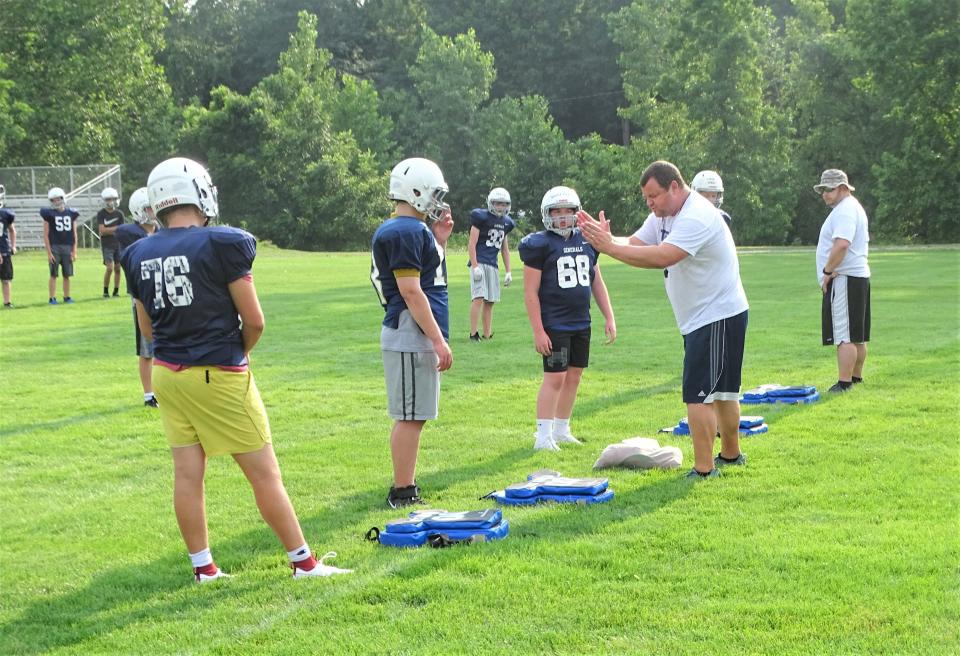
[0, 184, 16, 308]
[40, 187, 79, 304]
[467, 187, 515, 340]
[370, 157, 454, 508]
[115, 187, 159, 407]
[121, 157, 352, 582]
[96, 186, 126, 297]
[518, 186, 616, 451]
[690, 170, 732, 230]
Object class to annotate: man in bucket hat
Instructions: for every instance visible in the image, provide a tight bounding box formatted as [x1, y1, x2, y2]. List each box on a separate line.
[814, 169, 870, 393]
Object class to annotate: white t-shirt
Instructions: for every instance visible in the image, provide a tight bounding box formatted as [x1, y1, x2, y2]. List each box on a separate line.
[633, 191, 748, 335]
[816, 195, 870, 284]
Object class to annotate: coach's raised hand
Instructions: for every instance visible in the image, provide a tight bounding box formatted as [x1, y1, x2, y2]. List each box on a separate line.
[577, 210, 613, 253]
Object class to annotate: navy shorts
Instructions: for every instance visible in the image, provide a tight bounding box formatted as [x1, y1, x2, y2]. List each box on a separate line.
[822, 275, 870, 345]
[682, 310, 747, 404]
[0, 255, 12, 281]
[543, 328, 591, 373]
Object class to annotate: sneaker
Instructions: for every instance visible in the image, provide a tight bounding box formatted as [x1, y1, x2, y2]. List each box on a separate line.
[714, 452, 747, 467]
[553, 432, 582, 445]
[112, 289, 120, 297]
[103, 291, 110, 298]
[685, 467, 720, 480]
[292, 551, 353, 578]
[194, 566, 231, 583]
[387, 483, 424, 509]
[533, 434, 561, 451]
[48, 298, 58, 305]
[144, 397, 159, 408]
[3, 303, 12, 308]
[852, 376, 864, 385]
[469, 332, 481, 342]
[828, 382, 852, 393]
[63, 297, 74, 304]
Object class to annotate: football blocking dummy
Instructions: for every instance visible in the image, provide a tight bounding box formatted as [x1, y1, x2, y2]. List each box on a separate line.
[488, 470, 614, 506]
[741, 384, 820, 405]
[659, 416, 769, 436]
[593, 438, 683, 470]
[366, 509, 509, 548]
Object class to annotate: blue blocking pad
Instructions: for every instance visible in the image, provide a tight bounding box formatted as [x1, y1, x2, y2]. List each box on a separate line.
[375, 509, 509, 547]
[492, 489, 614, 506]
[742, 385, 818, 404]
[491, 470, 614, 506]
[666, 416, 768, 436]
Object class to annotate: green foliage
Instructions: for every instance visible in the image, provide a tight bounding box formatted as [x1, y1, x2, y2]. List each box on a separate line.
[181, 12, 390, 250]
[0, 55, 32, 157]
[567, 134, 644, 234]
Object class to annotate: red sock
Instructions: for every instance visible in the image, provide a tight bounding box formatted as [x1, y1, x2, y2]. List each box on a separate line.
[194, 562, 219, 577]
[292, 555, 317, 571]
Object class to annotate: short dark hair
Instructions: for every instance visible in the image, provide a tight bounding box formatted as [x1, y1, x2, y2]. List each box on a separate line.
[641, 160, 685, 190]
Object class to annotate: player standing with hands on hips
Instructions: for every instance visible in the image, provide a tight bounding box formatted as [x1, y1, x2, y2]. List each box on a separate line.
[371, 157, 454, 508]
[122, 157, 352, 582]
[578, 161, 748, 479]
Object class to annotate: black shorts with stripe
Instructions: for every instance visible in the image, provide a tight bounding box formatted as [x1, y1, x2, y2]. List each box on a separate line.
[682, 310, 748, 404]
[822, 275, 870, 345]
[542, 327, 591, 373]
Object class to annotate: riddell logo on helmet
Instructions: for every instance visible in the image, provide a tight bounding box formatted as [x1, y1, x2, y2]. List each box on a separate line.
[155, 197, 181, 209]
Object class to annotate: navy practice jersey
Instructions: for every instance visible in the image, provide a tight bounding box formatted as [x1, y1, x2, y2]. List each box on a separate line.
[96, 208, 125, 249]
[0, 209, 14, 256]
[467, 209, 515, 267]
[40, 207, 80, 246]
[371, 216, 449, 339]
[115, 222, 151, 256]
[518, 229, 599, 331]
[121, 226, 255, 367]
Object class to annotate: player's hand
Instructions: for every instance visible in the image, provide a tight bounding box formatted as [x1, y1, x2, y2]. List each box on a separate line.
[604, 320, 617, 345]
[503, 271, 512, 286]
[0, 254, 3, 265]
[71, 250, 77, 262]
[534, 330, 553, 357]
[577, 210, 613, 253]
[47, 251, 55, 263]
[472, 266, 483, 282]
[433, 338, 453, 372]
[820, 272, 836, 294]
[432, 205, 454, 247]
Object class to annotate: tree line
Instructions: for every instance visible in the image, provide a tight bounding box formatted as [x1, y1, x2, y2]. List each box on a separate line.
[2, 0, 957, 249]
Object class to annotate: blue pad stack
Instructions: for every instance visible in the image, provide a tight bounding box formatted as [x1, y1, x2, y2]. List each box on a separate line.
[373, 509, 509, 547]
[741, 384, 819, 405]
[491, 469, 614, 506]
[661, 415, 768, 436]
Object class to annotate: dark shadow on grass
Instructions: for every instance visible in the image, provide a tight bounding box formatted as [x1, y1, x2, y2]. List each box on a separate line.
[0, 405, 135, 438]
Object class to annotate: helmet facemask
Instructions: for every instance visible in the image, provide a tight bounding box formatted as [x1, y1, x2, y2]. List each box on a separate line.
[543, 207, 578, 237]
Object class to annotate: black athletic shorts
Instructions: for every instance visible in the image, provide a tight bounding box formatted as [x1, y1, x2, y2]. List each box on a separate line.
[0, 255, 12, 281]
[543, 327, 591, 373]
[822, 275, 870, 345]
[682, 310, 748, 404]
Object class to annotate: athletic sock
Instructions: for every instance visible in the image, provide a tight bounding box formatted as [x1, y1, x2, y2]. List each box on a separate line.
[103, 287, 109, 295]
[553, 417, 570, 436]
[113, 287, 119, 294]
[189, 548, 214, 568]
[716, 453, 742, 463]
[837, 380, 853, 390]
[852, 376, 863, 384]
[536, 419, 553, 442]
[144, 392, 155, 402]
[288, 544, 317, 571]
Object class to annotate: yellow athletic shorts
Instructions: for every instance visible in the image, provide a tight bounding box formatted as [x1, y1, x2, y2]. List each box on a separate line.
[153, 366, 272, 456]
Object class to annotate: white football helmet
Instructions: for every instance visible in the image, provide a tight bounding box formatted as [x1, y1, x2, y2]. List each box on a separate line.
[691, 170, 724, 208]
[48, 187, 66, 211]
[487, 187, 511, 217]
[389, 157, 448, 221]
[147, 157, 218, 225]
[0, 183, 5, 208]
[101, 186, 120, 210]
[540, 186, 581, 237]
[128, 187, 155, 225]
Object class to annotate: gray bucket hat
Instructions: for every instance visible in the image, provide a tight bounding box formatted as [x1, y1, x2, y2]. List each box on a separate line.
[814, 169, 855, 193]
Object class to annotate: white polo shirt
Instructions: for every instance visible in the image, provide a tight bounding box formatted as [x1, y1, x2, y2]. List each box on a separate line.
[816, 195, 870, 285]
[633, 191, 748, 335]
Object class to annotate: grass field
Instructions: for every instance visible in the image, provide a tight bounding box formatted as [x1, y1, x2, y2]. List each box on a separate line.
[1, 245, 957, 655]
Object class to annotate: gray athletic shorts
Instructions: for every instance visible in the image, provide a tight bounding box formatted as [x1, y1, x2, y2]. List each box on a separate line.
[49, 244, 74, 277]
[470, 263, 501, 302]
[382, 350, 440, 421]
[102, 244, 121, 264]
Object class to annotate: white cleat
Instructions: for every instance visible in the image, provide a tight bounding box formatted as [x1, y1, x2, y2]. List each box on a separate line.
[292, 551, 354, 578]
[533, 434, 561, 451]
[553, 433, 582, 445]
[194, 568, 232, 584]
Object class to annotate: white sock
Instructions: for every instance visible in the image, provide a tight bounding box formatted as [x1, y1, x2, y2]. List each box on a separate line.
[553, 418, 571, 436]
[189, 548, 213, 568]
[287, 544, 311, 563]
[536, 419, 553, 442]
[144, 392, 155, 401]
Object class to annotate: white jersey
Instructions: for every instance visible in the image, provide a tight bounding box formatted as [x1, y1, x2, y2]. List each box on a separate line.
[816, 195, 870, 285]
[633, 191, 748, 335]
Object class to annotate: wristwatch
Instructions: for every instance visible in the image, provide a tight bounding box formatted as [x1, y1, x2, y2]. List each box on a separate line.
[822, 268, 834, 275]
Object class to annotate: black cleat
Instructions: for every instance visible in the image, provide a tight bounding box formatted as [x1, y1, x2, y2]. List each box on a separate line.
[387, 484, 425, 509]
[144, 397, 159, 408]
[469, 333, 481, 342]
